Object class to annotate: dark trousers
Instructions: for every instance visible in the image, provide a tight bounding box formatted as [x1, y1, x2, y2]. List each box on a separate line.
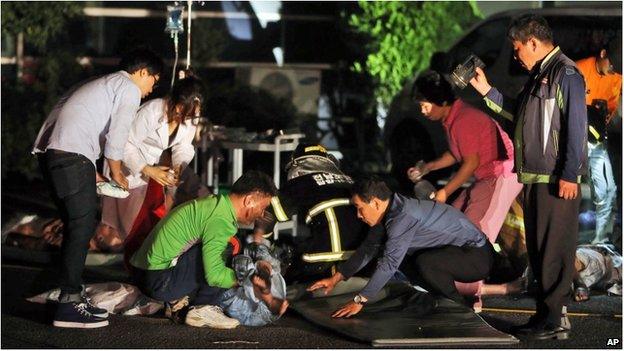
[38, 150, 97, 302]
[131, 244, 225, 306]
[402, 241, 494, 305]
[523, 183, 581, 325]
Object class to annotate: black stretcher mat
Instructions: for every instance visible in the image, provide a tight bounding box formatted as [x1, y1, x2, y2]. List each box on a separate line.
[291, 280, 518, 347]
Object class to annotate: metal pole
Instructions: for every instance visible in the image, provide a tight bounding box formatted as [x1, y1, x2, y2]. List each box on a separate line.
[16, 32, 24, 81]
[186, 0, 192, 69]
[170, 32, 179, 89]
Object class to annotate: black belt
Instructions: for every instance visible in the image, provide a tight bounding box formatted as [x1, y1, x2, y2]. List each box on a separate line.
[48, 149, 80, 156]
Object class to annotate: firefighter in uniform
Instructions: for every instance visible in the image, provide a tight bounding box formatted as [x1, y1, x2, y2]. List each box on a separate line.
[253, 143, 381, 283]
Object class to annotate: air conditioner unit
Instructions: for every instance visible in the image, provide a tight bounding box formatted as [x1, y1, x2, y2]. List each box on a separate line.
[237, 67, 321, 115]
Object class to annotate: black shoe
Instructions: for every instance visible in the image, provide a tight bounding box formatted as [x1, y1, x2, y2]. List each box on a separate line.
[53, 302, 109, 329]
[519, 323, 570, 340]
[165, 296, 190, 324]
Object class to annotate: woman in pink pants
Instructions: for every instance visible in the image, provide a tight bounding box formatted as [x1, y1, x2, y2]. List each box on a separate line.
[409, 70, 523, 312]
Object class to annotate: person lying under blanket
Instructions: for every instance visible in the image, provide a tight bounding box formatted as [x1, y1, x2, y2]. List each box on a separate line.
[220, 241, 289, 326]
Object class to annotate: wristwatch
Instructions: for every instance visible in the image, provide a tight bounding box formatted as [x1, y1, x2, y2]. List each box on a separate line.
[353, 294, 367, 305]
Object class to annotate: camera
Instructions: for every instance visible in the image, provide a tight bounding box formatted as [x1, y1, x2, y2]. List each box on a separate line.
[450, 54, 485, 89]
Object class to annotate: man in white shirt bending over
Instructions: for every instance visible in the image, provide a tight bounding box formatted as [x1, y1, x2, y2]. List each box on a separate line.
[32, 47, 163, 329]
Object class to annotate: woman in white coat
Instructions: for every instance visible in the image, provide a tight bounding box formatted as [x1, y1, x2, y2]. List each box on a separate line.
[99, 76, 204, 258]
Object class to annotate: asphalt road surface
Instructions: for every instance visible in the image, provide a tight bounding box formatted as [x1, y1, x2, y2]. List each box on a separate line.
[1, 261, 621, 349]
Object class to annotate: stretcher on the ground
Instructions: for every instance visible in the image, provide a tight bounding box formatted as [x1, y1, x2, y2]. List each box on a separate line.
[289, 278, 518, 347]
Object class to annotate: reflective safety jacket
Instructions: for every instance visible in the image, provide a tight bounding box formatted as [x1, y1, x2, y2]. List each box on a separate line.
[255, 170, 372, 265]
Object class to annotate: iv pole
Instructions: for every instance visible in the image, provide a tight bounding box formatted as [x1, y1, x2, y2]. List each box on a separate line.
[167, 1, 217, 191]
[186, 0, 192, 70]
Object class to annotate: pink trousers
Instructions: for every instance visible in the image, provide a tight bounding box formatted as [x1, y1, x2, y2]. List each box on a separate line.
[452, 174, 523, 296]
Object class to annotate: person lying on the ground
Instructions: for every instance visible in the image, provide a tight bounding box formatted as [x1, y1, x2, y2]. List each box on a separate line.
[574, 244, 622, 301]
[479, 273, 528, 296]
[16, 167, 212, 256]
[43, 218, 124, 253]
[2, 215, 123, 253]
[308, 176, 494, 318]
[477, 244, 622, 302]
[219, 242, 288, 326]
[129, 170, 277, 329]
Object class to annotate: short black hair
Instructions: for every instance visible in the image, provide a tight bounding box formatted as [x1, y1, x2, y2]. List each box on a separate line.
[351, 176, 393, 203]
[119, 47, 164, 76]
[230, 170, 277, 197]
[411, 70, 456, 106]
[507, 14, 553, 44]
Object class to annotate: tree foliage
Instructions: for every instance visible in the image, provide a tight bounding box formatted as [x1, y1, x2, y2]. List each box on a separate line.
[1, 2, 83, 51]
[192, 19, 226, 64]
[348, 1, 482, 106]
[1, 2, 85, 179]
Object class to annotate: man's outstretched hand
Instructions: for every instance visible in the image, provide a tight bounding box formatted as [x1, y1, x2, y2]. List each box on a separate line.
[307, 272, 343, 296]
[331, 301, 363, 318]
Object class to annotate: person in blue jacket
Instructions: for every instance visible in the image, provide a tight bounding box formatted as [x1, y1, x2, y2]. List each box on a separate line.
[308, 176, 494, 315]
[469, 14, 587, 340]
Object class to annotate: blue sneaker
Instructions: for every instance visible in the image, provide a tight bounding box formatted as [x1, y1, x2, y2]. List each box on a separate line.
[82, 295, 109, 318]
[53, 302, 109, 329]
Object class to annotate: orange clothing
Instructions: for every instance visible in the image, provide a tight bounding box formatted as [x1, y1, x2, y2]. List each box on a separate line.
[576, 56, 622, 115]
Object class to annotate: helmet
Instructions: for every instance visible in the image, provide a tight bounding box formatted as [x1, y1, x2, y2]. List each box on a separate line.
[292, 143, 330, 159]
[286, 143, 339, 171]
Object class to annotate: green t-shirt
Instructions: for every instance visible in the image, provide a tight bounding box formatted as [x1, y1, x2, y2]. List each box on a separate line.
[130, 194, 238, 288]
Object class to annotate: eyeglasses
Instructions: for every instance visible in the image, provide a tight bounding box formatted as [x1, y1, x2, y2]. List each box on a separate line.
[151, 75, 160, 89]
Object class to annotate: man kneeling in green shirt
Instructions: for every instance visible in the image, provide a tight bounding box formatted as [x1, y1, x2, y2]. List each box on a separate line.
[130, 170, 277, 328]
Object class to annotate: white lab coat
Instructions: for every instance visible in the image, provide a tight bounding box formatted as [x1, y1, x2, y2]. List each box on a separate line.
[115, 98, 197, 189]
[100, 98, 196, 239]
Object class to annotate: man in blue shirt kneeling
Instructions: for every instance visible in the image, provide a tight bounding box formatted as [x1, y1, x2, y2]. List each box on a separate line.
[308, 176, 494, 317]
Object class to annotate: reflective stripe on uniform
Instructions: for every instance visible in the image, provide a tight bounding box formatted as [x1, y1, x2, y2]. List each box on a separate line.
[484, 97, 514, 121]
[325, 208, 341, 253]
[305, 198, 351, 223]
[302, 198, 352, 263]
[271, 197, 289, 221]
[519, 172, 582, 184]
[589, 126, 601, 141]
[305, 145, 327, 153]
[302, 251, 355, 262]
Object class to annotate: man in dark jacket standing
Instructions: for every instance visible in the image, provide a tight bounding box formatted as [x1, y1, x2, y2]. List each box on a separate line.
[470, 15, 587, 340]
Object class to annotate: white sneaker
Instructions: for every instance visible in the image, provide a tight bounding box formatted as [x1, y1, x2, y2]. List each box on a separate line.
[184, 305, 240, 329]
[96, 181, 129, 199]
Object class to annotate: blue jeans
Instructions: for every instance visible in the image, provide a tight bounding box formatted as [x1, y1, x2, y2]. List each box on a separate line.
[219, 247, 286, 326]
[588, 142, 617, 244]
[132, 244, 225, 306]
